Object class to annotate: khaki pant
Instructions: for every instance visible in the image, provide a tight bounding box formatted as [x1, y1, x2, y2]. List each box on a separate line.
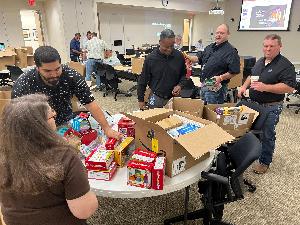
[0, 207, 5, 225]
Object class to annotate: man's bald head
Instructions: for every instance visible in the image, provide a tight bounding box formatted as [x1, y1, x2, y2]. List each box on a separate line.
[215, 24, 230, 45]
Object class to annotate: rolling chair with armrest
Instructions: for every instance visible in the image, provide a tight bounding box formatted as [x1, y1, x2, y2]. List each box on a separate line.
[94, 62, 129, 101]
[286, 77, 300, 114]
[116, 53, 131, 66]
[164, 132, 261, 225]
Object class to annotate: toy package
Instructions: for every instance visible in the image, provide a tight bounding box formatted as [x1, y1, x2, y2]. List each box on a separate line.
[88, 161, 117, 181]
[112, 137, 135, 167]
[215, 106, 243, 116]
[70, 112, 91, 132]
[203, 77, 222, 92]
[131, 148, 157, 163]
[152, 157, 166, 190]
[85, 148, 114, 171]
[105, 138, 118, 150]
[127, 160, 153, 188]
[118, 116, 135, 138]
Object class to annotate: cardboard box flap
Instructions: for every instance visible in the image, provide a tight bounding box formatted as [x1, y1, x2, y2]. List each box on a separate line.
[241, 105, 259, 122]
[130, 108, 171, 120]
[175, 123, 234, 159]
[0, 50, 16, 57]
[165, 97, 204, 117]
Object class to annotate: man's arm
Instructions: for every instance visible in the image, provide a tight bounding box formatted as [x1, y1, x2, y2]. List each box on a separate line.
[238, 76, 251, 98]
[251, 82, 294, 94]
[137, 59, 151, 109]
[84, 101, 122, 139]
[70, 40, 82, 55]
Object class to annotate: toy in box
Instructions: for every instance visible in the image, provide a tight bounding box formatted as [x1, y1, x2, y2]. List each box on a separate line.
[112, 137, 134, 167]
[152, 157, 166, 190]
[81, 129, 98, 146]
[88, 161, 117, 181]
[131, 148, 157, 163]
[85, 148, 114, 171]
[127, 160, 153, 188]
[118, 116, 135, 137]
[105, 138, 118, 150]
[70, 112, 91, 132]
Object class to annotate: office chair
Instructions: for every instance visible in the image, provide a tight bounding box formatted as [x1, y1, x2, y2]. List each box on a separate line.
[94, 62, 129, 101]
[6, 65, 23, 81]
[116, 53, 131, 66]
[236, 99, 269, 141]
[286, 76, 300, 114]
[164, 132, 261, 225]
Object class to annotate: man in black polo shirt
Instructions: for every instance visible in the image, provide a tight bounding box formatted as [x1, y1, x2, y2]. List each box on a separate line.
[12, 46, 121, 140]
[137, 29, 186, 109]
[189, 24, 240, 104]
[238, 34, 296, 174]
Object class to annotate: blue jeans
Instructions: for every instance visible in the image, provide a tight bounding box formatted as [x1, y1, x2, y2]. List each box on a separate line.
[85, 58, 102, 81]
[201, 84, 228, 104]
[259, 103, 283, 166]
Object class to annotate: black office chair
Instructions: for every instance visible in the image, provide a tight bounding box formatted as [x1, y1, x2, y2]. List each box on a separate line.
[164, 132, 261, 225]
[94, 62, 129, 101]
[6, 65, 24, 81]
[286, 78, 300, 114]
[116, 53, 131, 66]
[236, 99, 269, 141]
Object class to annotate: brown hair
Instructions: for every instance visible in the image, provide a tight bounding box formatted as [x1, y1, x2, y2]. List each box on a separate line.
[0, 94, 70, 194]
[264, 34, 282, 46]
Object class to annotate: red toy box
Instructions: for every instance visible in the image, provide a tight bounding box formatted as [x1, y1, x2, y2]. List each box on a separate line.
[127, 160, 153, 188]
[88, 161, 117, 181]
[118, 117, 135, 138]
[152, 157, 166, 190]
[85, 148, 114, 170]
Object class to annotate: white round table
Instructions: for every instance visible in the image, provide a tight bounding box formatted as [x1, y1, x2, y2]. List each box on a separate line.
[89, 151, 215, 198]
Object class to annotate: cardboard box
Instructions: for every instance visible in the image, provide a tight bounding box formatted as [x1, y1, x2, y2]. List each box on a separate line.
[126, 109, 234, 177]
[27, 55, 34, 66]
[131, 57, 145, 74]
[22, 46, 33, 55]
[204, 103, 259, 137]
[0, 90, 11, 114]
[165, 97, 204, 118]
[155, 115, 183, 130]
[0, 49, 16, 70]
[67, 61, 86, 76]
[15, 48, 28, 68]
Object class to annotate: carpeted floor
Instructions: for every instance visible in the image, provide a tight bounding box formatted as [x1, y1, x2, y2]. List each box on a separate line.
[88, 80, 300, 225]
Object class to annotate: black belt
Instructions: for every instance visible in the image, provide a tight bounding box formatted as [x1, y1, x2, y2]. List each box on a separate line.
[88, 58, 101, 60]
[251, 100, 283, 106]
[153, 92, 172, 100]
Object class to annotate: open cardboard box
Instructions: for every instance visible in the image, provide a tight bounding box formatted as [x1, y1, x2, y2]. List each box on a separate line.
[165, 97, 204, 117]
[204, 103, 259, 137]
[0, 49, 16, 70]
[0, 89, 12, 114]
[126, 109, 234, 177]
[67, 61, 86, 76]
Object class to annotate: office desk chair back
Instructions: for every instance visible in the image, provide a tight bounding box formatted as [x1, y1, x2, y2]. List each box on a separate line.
[164, 132, 261, 225]
[236, 99, 269, 141]
[6, 65, 24, 81]
[94, 62, 128, 101]
[286, 74, 300, 114]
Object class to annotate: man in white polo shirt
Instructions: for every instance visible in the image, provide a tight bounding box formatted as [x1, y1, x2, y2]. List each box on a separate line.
[85, 32, 107, 88]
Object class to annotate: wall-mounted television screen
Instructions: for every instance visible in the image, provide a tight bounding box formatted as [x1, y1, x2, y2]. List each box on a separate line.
[238, 0, 293, 31]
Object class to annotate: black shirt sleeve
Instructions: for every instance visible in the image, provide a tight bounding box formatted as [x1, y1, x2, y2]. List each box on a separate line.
[68, 67, 95, 105]
[278, 64, 296, 88]
[178, 55, 187, 87]
[137, 58, 151, 102]
[226, 48, 240, 74]
[11, 73, 29, 99]
[196, 51, 204, 65]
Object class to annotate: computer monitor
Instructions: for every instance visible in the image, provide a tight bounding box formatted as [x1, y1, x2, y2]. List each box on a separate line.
[0, 43, 5, 51]
[114, 40, 122, 46]
[126, 49, 135, 55]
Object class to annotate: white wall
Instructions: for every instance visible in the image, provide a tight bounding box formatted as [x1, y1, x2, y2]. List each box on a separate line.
[98, 4, 190, 53]
[192, 13, 224, 47]
[20, 10, 39, 51]
[224, 0, 300, 63]
[0, 0, 43, 48]
[96, 0, 212, 13]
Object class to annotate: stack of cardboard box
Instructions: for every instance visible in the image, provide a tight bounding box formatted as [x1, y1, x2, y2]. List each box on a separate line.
[0, 49, 16, 70]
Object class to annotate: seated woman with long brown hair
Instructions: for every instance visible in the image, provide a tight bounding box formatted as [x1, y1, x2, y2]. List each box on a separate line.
[0, 94, 98, 225]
